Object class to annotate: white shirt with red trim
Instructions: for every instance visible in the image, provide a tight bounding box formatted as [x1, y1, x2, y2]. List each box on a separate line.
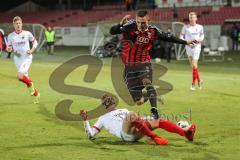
[83, 109, 129, 139]
[7, 30, 37, 58]
[180, 24, 204, 48]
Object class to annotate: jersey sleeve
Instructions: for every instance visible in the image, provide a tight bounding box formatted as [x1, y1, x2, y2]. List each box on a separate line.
[27, 31, 38, 48]
[92, 117, 104, 132]
[27, 31, 35, 42]
[199, 25, 204, 42]
[83, 117, 104, 139]
[7, 34, 12, 46]
[110, 19, 136, 35]
[154, 27, 187, 45]
[180, 25, 186, 40]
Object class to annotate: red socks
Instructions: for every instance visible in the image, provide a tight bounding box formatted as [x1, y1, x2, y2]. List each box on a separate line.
[158, 119, 185, 137]
[192, 67, 201, 85]
[192, 68, 197, 85]
[19, 75, 32, 87]
[196, 68, 201, 82]
[132, 118, 157, 139]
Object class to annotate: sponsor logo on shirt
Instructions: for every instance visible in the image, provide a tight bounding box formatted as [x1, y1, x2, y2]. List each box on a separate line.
[137, 36, 149, 44]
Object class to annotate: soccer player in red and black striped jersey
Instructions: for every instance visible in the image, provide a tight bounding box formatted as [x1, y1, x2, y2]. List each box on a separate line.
[110, 10, 197, 119]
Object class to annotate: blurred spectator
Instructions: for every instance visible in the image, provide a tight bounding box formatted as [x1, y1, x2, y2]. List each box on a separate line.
[164, 28, 174, 63]
[45, 26, 55, 55]
[230, 24, 239, 51]
[172, 4, 178, 19]
[125, 0, 133, 11]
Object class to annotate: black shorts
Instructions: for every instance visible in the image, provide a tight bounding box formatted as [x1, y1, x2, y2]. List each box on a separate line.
[47, 42, 54, 46]
[123, 63, 152, 102]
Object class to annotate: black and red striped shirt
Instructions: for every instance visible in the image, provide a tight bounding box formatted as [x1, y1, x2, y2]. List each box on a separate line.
[110, 20, 187, 65]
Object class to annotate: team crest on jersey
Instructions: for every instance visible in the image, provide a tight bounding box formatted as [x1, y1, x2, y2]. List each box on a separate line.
[21, 36, 25, 39]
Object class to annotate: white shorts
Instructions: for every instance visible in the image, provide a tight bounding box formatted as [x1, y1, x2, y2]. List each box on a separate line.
[14, 55, 32, 75]
[186, 45, 201, 60]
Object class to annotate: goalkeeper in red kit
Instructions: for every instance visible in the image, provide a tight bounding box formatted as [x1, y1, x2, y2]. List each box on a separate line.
[110, 10, 197, 119]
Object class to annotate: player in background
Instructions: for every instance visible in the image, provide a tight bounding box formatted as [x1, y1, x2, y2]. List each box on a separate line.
[110, 10, 197, 119]
[180, 12, 204, 90]
[0, 29, 11, 59]
[6, 16, 40, 104]
[80, 94, 196, 145]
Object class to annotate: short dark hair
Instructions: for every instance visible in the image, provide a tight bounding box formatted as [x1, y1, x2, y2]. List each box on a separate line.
[137, 10, 148, 17]
[101, 94, 116, 109]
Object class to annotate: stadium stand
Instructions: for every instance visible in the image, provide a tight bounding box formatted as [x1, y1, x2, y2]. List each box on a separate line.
[0, 5, 239, 27]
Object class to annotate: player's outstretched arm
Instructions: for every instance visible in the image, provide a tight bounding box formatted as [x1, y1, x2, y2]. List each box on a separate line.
[80, 110, 101, 140]
[155, 27, 197, 45]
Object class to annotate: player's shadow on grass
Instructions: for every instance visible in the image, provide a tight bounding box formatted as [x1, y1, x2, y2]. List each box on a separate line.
[36, 104, 84, 131]
[5, 140, 129, 153]
[68, 136, 145, 146]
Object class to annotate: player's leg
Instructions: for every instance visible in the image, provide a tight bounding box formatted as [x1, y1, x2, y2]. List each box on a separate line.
[187, 48, 197, 90]
[147, 118, 196, 141]
[124, 66, 146, 105]
[124, 64, 160, 119]
[15, 57, 40, 103]
[142, 78, 159, 119]
[47, 43, 51, 54]
[188, 55, 197, 90]
[139, 63, 161, 119]
[14, 57, 32, 88]
[121, 112, 168, 145]
[50, 43, 54, 54]
[192, 51, 202, 89]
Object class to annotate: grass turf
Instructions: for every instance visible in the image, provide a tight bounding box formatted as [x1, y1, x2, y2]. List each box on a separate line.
[0, 48, 240, 160]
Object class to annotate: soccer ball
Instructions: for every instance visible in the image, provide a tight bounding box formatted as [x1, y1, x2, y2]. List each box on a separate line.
[177, 121, 190, 129]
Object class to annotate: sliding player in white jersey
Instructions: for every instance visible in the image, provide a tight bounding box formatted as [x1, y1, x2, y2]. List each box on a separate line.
[80, 94, 196, 145]
[6, 16, 40, 103]
[180, 12, 204, 90]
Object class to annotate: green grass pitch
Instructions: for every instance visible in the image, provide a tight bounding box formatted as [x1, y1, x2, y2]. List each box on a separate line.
[0, 48, 240, 160]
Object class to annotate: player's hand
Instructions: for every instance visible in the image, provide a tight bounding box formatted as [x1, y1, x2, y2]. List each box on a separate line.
[6, 46, 13, 52]
[120, 15, 131, 25]
[80, 110, 88, 121]
[27, 49, 33, 55]
[186, 40, 198, 46]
